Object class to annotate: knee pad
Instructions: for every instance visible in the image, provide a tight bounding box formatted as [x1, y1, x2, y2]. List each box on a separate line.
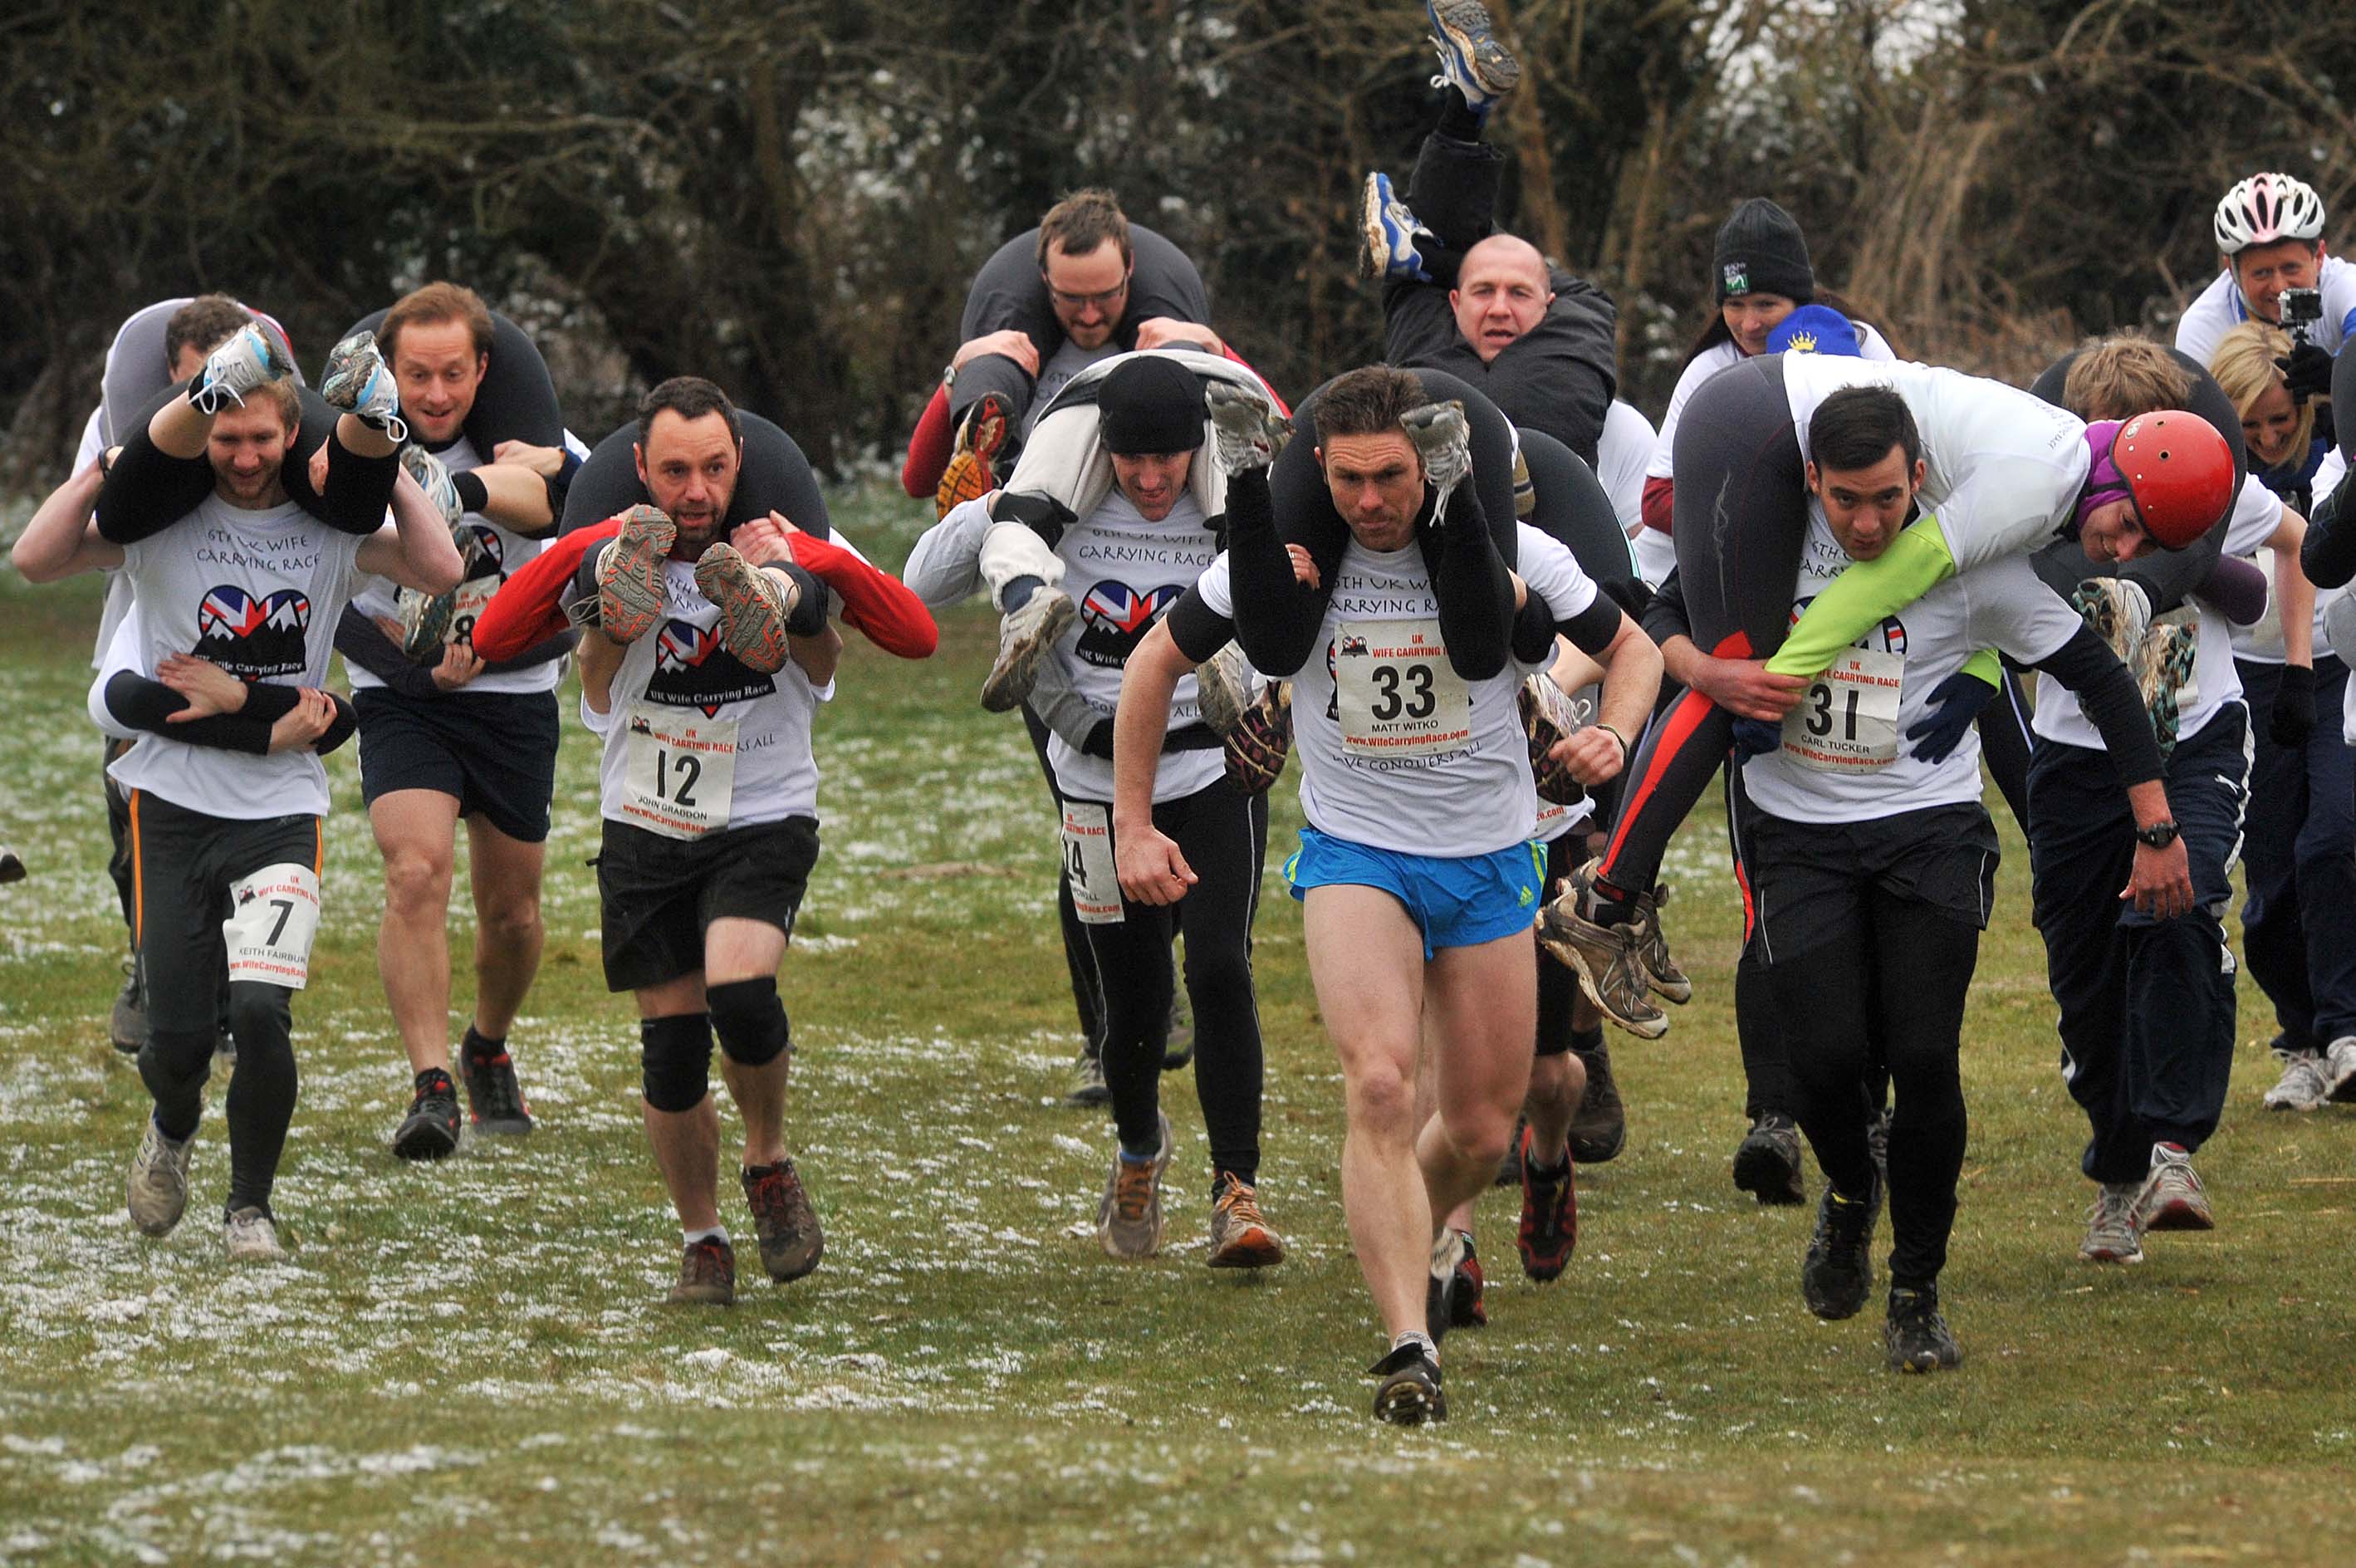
[640, 1013, 713, 1113]
[708, 976, 789, 1067]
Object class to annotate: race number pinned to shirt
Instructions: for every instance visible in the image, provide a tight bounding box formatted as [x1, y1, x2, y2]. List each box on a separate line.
[1060, 802, 1124, 924]
[222, 863, 323, 990]
[1782, 646, 1903, 772]
[622, 705, 738, 840]
[1334, 619, 1472, 758]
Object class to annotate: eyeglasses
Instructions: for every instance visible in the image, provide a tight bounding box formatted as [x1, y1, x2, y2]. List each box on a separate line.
[1046, 277, 1129, 311]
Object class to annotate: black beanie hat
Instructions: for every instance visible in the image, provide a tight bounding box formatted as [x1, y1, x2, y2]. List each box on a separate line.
[1713, 198, 1815, 305]
[1098, 357, 1206, 455]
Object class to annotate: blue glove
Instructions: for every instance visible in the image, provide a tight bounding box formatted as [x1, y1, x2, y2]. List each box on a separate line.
[1729, 716, 1782, 764]
[1904, 671, 1998, 763]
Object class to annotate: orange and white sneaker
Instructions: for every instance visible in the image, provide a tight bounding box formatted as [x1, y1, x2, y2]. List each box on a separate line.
[1207, 1173, 1286, 1268]
[595, 504, 676, 646]
[935, 394, 1009, 520]
[694, 542, 797, 674]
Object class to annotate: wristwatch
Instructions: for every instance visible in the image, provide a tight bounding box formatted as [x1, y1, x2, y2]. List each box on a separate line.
[2133, 820, 2180, 849]
[941, 362, 958, 388]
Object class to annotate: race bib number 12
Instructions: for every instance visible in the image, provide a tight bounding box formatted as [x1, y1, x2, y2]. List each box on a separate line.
[1782, 646, 1903, 772]
[223, 863, 323, 990]
[1334, 618, 1472, 758]
[623, 707, 738, 840]
[1060, 802, 1124, 925]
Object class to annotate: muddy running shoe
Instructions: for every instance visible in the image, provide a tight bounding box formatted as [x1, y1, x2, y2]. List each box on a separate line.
[400, 443, 468, 531]
[321, 331, 406, 441]
[2133, 611, 2202, 758]
[2136, 1141, 2213, 1232]
[1516, 1125, 1578, 1281]
[1065, 1044, 1111, 1108]
[979, 586, 1077, 713]
[1225, 679, 1294, 795]
[1631, 883, 1692, 1004]
[1537, 868, 1668, 1040]
[458, 1036, 533, 1137]
[1359, 171, 1432, 284]
[1568, 1041, 1626, 1164]
[1883, 1285, 1962, 1374]
[110, 962, 147, 1056]
[935, 394, 1009, 521]
[2264, 1048, 2331, 1110]
[397, 585, 458, 662]
[223, 1205, 286, 1264]
[1427, 0, 1520, 110]
[1733, 1112, 1806, 1206]
[2079, 1182, 2144, 1264]
[1097, 1111, 1173, 1260]
[1401, 399, 1472, 507]
[1519, 672, 1588, 806]
[392, 1068, 462, 1162]
[2324, 1036, 2356, 1103]
[1207, 1173, 1286, 1269]
[1800, 1179, 1878, 1321]
[2070, 577, 2153, 666]
[695, 542, 797, 674]
[1193, 642, 1254, 738]
[742, 1157, 825, 1281]
[127, 1119, 194, 1237]
[1205, 382, 1288, 475]
[189, 323, 291, 415]
[668, 1235, 736, 1305]
[596, 505, 676, 647]
[1368, 1340, 1447, 1425]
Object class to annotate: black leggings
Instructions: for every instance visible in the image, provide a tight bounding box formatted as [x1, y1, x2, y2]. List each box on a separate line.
[560, 411, 832, 538]
[1722, 769, 1795, 1120]
[346, 307, 566, 452]
[1021, 706, 1106, 1054]
[1534, 833, 1583, 1056]
[97, 386, 399, 543]
[129, 794, 316, 1216]
[1084, 776, 1268, 1184]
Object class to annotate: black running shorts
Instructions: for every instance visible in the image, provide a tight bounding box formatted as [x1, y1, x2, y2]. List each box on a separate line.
[595, 815, 820, 992]
[355, 686, 561, 843]
[1744, 800, 1999, 963]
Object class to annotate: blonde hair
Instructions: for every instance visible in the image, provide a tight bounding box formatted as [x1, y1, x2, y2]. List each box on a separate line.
[2062, 333, 2192, 421]
[2207, 321, 2313, 459]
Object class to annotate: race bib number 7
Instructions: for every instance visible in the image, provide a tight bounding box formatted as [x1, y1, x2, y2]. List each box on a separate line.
[623, 707, 738, 840]
[1060, 802, 1124, 925]
[1782, 646, 1903, 772]
[1334, 618, 1472, 758]
[223, 863, 323, 990]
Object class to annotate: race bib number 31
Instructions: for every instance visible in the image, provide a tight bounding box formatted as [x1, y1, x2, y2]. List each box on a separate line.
[1782, 646, 1903, 772]
[1334, 619, 1472, 757]
[223, 863, 323, 990]
[623, 708, 738, 840]
[1060, 802, 1124, 925]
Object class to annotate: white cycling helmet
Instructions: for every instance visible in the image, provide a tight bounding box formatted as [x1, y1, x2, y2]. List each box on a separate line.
[2213, 172, 2325, 255]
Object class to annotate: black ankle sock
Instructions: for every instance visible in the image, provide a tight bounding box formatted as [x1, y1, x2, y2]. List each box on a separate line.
[462, 1027, 504, 1063]
[1437, 87, 1487, 143]
[450, 471, 490, 515]
[415, 1066, 453, 1092]
[1002, 575, 1042, 612]
[1569, 1024, 1605, 1056]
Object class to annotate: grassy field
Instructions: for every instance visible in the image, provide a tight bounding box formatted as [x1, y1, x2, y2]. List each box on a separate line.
[2, 486, 2352, 1567]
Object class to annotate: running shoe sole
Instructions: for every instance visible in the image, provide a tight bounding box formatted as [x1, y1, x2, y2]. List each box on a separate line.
[1373, 1372, 1447, 1426]
[1428, 0, 1521, 100]
[598, 507, 676, 646]
[980, 590, 1076, 713]
[695, 543, 795, 674]
[392, 1106, 461, 1162]
[1732, 1125, 1807, 1206]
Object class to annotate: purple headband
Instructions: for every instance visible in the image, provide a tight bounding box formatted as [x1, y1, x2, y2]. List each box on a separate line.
[2074, 419, 2133, 533]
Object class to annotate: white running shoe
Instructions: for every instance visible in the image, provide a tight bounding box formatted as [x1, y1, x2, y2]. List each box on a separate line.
[2262, 1049, 2331, 1111]
[1205, 382, 1287, 475]
[1096, 1112, 1173, 1260]
[321, 331, 408, 442]
[223, 1206, 286, 1263]
[127, 1120, 195, 1237]
[2136, 1141, 2214, 1232]
[2079, 1182, 2144, 1264]
[979, 587, 1076, 713]
[2324, 1036, 2356, 1103]
[189, 324, 293, 415]
[1401, 399, 1473, 507]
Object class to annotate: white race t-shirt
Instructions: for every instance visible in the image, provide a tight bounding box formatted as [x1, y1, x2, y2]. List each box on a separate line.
[1199, 523, 1599, 856]
[346, 436, 557, 696]
[1039, 488, 1229, 805]
[74, 404, 141, 671]
[1643, 321, 1898, 483]
[2174, 254, 2356, 367]
[1744, 522, 2083, 823]
[595, 549, 853, 837]
[2035, 475, 2283, 752]
[106, 497, 366, 819]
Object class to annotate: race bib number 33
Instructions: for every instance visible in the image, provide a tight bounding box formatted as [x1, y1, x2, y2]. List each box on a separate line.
[1782, 646, 1903, 772]
[223, 863, 323, 990]
[1334, 618, 1472, 757]
[623, 707, 738, 840]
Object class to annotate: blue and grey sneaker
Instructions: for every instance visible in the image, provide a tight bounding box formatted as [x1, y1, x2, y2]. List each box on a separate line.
[190, 323, 292, 415]
[321, 331, 408, 442]
[1426, 0, 1520, 111]
[1359, 172, 1433, 283]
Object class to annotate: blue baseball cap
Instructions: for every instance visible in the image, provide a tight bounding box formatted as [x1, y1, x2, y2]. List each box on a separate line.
[1767, 304, 1861, 357]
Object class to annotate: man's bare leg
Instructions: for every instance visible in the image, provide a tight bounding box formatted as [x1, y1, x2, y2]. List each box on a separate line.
[372, 790, 462, 1076]
[636, 969, 723, 1232]
[1418, 931, 1539, 1231]
[705, 917, 792, 1170]
[464, 816, 547, 1041]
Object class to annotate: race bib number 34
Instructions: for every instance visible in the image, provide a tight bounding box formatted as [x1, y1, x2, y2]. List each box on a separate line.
[1060, 802, 1124, 925]
[223, 863, 323, 990]
[1334, 619, 1472, 757]
[1782, 646, 1903, 772]
[623, 707, 738, 840]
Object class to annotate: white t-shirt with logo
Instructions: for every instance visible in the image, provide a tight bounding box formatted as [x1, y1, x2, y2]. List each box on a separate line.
[1035, 488, 1229, 805]
[2174, 253, 2356, 367]
[346, 436, 557, 697]
[1744, 518, 2084, 823]
[2035, 475, 2283, 752]
[1198, 523, 1599, 856]
[593, 546, 857, 837]
[105, 496, 365, 819]
[1643, 323, 1898, 484]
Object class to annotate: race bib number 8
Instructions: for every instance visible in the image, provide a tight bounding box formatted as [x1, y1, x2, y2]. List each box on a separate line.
[1782, 646, 1903, 772]
[1060, 802, 1124, 925]
[623, 707, 738, 840]
[1334, 619, 1472, 757]
[223, 863, 323, 990]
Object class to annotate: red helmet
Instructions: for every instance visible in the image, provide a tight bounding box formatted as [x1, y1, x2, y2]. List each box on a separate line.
[2113, 411, 2233, 550]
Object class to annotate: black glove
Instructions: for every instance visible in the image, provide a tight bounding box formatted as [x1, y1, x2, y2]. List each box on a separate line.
[2270, 662, 2317, 747]
[1905, 671, 2000, 763]
[2277, 341, 2335, 404]
[1729, 715, 1781, 765]
[987, 488, 1076, 549]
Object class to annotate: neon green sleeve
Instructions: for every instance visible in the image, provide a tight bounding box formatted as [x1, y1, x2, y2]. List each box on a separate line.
[1764, 518, 1959, 678]
[1959, 647, 2002, 692]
